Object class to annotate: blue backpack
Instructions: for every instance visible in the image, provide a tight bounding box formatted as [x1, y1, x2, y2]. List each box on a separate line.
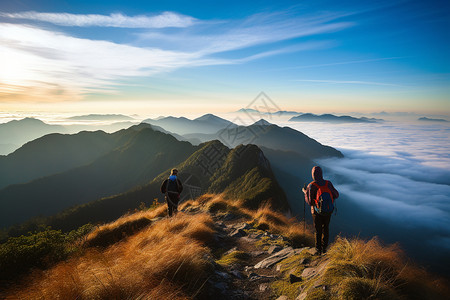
[312, 181, 335, 215]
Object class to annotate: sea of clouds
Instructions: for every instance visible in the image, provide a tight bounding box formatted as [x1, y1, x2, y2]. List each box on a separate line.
[282, 121, 450, 269]
[1, 111, 449, 270]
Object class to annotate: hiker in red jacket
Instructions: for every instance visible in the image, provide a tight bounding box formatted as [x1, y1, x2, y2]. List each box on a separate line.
[302, 166, 339, 255]
[160, 168, 183, 217]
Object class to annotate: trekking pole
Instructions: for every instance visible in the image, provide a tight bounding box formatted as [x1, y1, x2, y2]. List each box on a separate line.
[303, 183, 307, 234]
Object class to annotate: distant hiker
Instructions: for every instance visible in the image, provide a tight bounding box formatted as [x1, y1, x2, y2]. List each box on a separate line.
[161, 168, 183, 217]
[302, 166, 339, 255]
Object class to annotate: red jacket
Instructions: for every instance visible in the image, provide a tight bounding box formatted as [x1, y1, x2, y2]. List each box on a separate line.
[304, 166, 339, 209]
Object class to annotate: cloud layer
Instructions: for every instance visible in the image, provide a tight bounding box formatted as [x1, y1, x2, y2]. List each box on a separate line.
[283, 121, 450, 254]
[0, 11, 196, 28]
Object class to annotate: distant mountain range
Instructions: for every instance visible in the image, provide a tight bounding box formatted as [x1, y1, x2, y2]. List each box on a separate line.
[0, 125, 196, 228]
[0, 113, 342, 231]
[418, 117, 448, 122]
[67, 114, 135, 121]
[0, 130, 124, 189]
[0, 114, 222, 155]
[0, 118, 67, 155]
[237, 108, 301, 116]
[0, 122, 183, 189]
[289, 113, 382, 123]
[143, 114, 236, 135]
[183, 119, 343, 159]
[0, 118, 138, 155]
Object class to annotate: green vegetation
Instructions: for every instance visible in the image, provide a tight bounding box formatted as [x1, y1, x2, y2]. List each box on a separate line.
[0, 224, 93, 281]
[3, 140, 288, 240]
[254, 235, 289, 250]
[208, 144, 289, 211]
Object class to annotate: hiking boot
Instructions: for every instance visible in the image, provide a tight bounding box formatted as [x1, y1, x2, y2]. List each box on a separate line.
[313, 248, 322, 256]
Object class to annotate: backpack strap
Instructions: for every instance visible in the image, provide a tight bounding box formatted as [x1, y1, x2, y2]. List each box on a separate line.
[311, 182, 320, 207]
[165, 177, 170, 196]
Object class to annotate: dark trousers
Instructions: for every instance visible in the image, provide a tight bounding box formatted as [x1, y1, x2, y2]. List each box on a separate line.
[166, 193, 179, 217]
[312, 213, 331, 252]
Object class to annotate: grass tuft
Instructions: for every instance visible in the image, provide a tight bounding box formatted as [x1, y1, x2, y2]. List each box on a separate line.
[216, 250, 251, 266]
[338, 277, 399, 300]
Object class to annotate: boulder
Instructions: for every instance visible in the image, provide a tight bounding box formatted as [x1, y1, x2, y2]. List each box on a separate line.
[248, 273, 276, 282]
[230, 228, 247, 238]
[223, 246, 238, 256]
[254, 247, 295, 269]
[250, 250, 265, 257]
[267, 245, 283, 255]
[301, 267, 317, 278]
[295, 247, 309, 255]
[248, 232, 264, 239]
[296, 292, 307, 300]
[233, 222, 251, 230]
[307, 248, 319, 256]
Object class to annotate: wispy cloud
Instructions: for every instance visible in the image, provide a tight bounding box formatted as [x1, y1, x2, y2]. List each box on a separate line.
[0, 11, 196, 28]
[139, 11, 354, 55]
[0, 9, 355, 102]
[0, 23, 208, 101]
[294, 79, 401, 87]
[276, 56, 408, 70]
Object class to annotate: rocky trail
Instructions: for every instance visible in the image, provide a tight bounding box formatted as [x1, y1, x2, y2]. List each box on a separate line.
[180, 205, 327, 300]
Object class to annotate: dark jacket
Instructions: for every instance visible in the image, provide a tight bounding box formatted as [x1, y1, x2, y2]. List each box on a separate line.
[304, 166, 339, 207]
[161, 177, 183, 195]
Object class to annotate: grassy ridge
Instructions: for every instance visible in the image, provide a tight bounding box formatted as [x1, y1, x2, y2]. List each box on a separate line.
[2, 194, 449, 299]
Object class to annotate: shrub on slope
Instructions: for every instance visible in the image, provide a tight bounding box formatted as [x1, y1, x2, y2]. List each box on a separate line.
[7, 212, 216, 299]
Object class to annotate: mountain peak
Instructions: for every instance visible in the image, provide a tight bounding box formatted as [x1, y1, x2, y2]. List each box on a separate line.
[195, 113, 216, 120]
[289, 113, 379, 123]
[251, 119, 272, 126]
[194, 114, 232, 124]
[11, 117, 45, 124]
[418, 117, 448, 122]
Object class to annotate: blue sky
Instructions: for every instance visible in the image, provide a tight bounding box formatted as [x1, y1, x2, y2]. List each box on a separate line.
[0, 0, 448, 115]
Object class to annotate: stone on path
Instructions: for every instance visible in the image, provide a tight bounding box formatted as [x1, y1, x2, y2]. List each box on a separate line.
[267, 245, 282, 254]
[301, 267, 317, 278]
[296, 292, 307, 300]
[254, 247, 295, 269]
[230, 228, 247, 237]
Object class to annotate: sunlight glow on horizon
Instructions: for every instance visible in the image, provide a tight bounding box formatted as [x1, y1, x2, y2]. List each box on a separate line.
[0, 0, 448, 116]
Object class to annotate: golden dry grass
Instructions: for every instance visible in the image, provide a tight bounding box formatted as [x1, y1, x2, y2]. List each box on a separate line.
[180, 194, 315, 249]
[83, 204, 168, 248]
[7, 212, 216, 300]
[249, 204, 315, 248]
[8, 194, 447, 300]
[324, 237, 450, 300]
